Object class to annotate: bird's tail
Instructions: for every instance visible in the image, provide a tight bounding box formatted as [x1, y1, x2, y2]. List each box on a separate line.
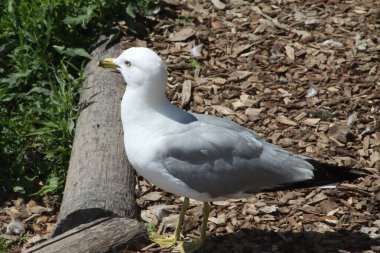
[262, 159, 368, 192]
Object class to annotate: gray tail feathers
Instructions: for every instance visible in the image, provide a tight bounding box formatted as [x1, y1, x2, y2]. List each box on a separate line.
[262, 159, 367, 192]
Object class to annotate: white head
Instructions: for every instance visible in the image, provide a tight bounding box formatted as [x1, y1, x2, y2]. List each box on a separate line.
[99, 47, 168, 94]
[100, 47, 195, 123]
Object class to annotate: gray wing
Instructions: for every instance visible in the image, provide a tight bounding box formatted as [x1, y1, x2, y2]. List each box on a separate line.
[191, 113, 262, 139]
[159, 119, 314, 198]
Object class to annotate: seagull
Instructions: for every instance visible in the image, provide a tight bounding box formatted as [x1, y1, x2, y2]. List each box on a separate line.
[99, 47, 366, 252]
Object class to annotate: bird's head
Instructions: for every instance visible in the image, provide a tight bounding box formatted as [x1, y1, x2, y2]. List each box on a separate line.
[98, 47, 167, 90]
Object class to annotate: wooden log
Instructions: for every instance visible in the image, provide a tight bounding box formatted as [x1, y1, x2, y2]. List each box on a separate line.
[52, 42, 139, 237]
[24, 217, 146, 253]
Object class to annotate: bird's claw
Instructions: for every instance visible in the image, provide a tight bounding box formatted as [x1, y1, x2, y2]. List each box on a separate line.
[174, 239, 204, 253]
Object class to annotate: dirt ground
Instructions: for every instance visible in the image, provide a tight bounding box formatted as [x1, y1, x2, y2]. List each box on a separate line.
[1, 0, 379, 252]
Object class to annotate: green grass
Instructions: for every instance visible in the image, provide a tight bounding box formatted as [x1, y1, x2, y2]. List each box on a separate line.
[0, 238, 7, 253]
[0, 0, 153, 199]
[0, 234, 28, 253]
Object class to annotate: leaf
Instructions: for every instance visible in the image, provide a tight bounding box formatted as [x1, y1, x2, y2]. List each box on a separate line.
[1, 70, 32, 85]
[124, 4, 137, 33]
[26, 87, 51, 96]
[63, 6, 95, 26]
[7, 0, 14, 14]
[13, 186, 25, 194]
[53, 46, 91, 59]
[32, 177, 60, 196]
[0, 41, 17, 55]
[53, 45, 65, 53]
[126, 4, 136, 19]
[105, 32, 121, 47]
[65, 48, 92, 59]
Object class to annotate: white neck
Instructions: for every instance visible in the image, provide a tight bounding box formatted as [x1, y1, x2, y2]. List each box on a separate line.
[120, 83, 196, 130]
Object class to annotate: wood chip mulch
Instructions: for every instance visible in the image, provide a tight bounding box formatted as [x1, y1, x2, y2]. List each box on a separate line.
[126, 0, 380, 252]
[1, 0, 379, 252]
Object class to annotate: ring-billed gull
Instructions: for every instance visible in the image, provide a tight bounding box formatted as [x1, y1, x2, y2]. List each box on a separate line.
[99, 47, 365, 252]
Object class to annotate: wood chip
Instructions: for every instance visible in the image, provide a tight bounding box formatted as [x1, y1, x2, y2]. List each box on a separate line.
[181, 80, 192, 107]
[142, 191, 162, 201]
[11, 1, 380, 252]
[211, 105, 235, 115]
[168, 28, 195, 42]
[303, 118, 320, 126]
[230, 71, 252, 80]
[211, 0, 226, 10]
[328, 124, 355, 143]
[276, 115, 297, 126]
[285, 45, 295, 62]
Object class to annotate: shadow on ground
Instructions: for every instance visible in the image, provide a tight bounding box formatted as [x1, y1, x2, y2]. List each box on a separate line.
[202, 228, 380, 253]
[129, 227, 379, 253]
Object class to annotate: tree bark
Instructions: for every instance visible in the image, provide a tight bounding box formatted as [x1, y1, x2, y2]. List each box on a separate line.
[52, 42, 139, 237]
[24, 217, 145, 253]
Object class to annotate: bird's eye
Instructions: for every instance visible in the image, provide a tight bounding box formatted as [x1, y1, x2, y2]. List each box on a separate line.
[125, 61, 131, 67]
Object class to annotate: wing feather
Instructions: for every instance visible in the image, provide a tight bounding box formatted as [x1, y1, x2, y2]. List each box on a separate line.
[158, 120, 314, 198]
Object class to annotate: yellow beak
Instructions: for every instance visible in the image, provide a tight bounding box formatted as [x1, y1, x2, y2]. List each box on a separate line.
[98, 58, 118, 69]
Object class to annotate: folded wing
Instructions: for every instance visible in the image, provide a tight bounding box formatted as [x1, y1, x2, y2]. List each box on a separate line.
[159, 116, 363, 198]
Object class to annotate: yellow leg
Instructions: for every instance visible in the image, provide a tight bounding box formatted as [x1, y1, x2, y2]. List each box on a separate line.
[149, 197, 190, 248]
[175, 202, 212, 253]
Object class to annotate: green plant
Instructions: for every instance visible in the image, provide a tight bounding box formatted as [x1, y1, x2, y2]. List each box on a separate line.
[145, 223, 158, 234]
[0, 234, 28, 253]
[0, 238, 7, 253]
[189, 59, 201, 68]
[0, 0, 154, 197]
[175, 17, 192, 25]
